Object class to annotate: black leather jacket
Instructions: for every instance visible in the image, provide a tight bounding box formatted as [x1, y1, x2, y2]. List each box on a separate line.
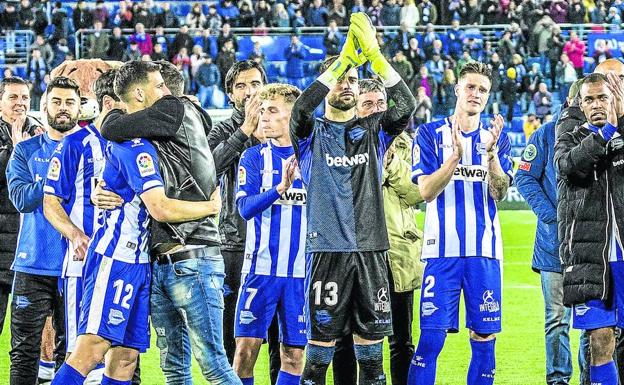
[101, 96, 220, 248]
[0, 116, 42, 285]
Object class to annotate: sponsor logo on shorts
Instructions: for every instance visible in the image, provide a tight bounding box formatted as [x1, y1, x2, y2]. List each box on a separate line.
[575, 304, 590, 316]
[108, 309, 125, 326]
[315, 310, 332, 325]
[374, 287, 391, 313]
[479, 290, 500, 313]
[422, 301, 438, 316]
[239, 310, 257, 325]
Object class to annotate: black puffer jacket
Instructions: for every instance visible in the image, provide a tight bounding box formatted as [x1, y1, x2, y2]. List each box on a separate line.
[207, 108, 259, 251]
[0, 117, 42, 286]
[554, 122, 624, 306]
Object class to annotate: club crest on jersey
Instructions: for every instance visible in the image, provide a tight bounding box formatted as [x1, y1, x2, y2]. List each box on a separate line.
[47, 157, 61, 181]
[523, 144, 538, 161]
[136, 153, 155, 177]
[476, 143, 488, 155]
[412, 144, 421, 166]
[238, 166, 247, 186]
[479, 290, 500, 313]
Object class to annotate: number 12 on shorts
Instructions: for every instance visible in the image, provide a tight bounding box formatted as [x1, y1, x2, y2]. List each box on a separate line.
[112, 279, 134, 309]
[312, 281, 338, 306]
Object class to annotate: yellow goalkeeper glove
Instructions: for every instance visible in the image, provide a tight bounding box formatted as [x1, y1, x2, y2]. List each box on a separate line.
[319, 29, 366, 87]
[350, 12, 401, 85]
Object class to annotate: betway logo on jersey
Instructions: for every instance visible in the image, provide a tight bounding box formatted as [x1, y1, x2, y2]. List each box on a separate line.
[451, 164, 488, 182]
[325, 153, 369, 167]
[261, 187, 307, 205]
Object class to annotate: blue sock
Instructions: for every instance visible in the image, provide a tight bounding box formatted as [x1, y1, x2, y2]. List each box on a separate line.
[101, 375, 131, 385]
[467, 339, 496, 385]
[591, 361, 618, 385]
[240, 377, 254, 385]
[50, 364, 85, 385]
[408, 330, 446, 385]
[276, 370, 300, 385]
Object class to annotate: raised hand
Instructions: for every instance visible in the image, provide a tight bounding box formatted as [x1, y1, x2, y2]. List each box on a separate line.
[241, 93, 261, 137]
[349, 13, 380, 58]
[451, 115, 464, 161]
[485, 114, 504, 153]
[607, 72, 624, 119]
[10, 116, 28, 146]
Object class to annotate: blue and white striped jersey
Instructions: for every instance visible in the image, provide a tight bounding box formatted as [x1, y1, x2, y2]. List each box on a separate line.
[236, 142, 307, 278]
[90, 138, 163, 264]
[44, 124, 106, 277]
[412, 117, 513, 260]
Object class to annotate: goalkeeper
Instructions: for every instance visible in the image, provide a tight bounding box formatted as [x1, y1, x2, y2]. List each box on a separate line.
[289, 13, 416, 385]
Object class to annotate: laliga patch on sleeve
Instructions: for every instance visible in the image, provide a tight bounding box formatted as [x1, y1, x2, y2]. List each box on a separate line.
[518, 161, 532, 171]
[522, 144, 538, 161]
[136, 152, 156, 177]
[47, 157, 61, 181]
[412, 144, 421, 166]
[238, 166, 247, 186]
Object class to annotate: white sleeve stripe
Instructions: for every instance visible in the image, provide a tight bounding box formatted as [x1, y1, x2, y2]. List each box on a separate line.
[43, 186, 56, 193]
[142, 180, 163, 191]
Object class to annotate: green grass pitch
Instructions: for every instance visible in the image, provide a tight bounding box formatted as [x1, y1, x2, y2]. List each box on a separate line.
[0, 210, 583, 384]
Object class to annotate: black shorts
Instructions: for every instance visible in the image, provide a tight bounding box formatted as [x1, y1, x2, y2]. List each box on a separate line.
[305, 251, 393, 342]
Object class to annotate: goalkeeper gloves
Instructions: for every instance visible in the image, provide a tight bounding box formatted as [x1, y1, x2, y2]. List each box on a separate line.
[318, 29, 366, 88]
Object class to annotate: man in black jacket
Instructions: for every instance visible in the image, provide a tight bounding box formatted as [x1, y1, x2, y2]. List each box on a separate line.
[555, 72, 624, 385]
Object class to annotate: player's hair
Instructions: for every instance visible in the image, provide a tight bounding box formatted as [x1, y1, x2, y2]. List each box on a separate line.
[114, 60, 162, 101]
[458, 61, 492, 81]
[0, 77, 29, 98]
[224, 60, 267, 95]
[581, 73, 608, 89]
[359, 79, 386, 98]
[94, 69, 120, 110]
[47, 76, 81, 98]
[319, 55, 339, 74]
[258, 83, 301, 105]
[156, 60, 184, 97]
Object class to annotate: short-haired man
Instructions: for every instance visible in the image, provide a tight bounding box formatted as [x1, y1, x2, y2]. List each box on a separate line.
[233, 83, 306, 385]
[42, 70, 120, 384]
[7, 76, 83, 385]
[51, 61, 222, 385]
[290, 13, 416, 384]
[555, 72, 624, 385]
[409, 62, 513, 385]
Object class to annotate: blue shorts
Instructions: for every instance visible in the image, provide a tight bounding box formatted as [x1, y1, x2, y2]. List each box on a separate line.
[78, 252, 151, 352]
[573, 261, 624, 330]
[235, 274, 307, 347]
[419, 257, 502, 334]
[63, 276, 83, 352]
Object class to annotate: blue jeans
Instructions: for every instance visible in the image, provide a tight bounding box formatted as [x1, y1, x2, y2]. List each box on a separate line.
[151, 252, 242, 385]
[198, 85, 215, 109]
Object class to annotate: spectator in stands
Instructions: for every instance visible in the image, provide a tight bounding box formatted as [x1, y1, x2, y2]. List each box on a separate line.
[293, 9, 306, 28]
[157, 2, 180, 28]
[122, 40, 142, 62]
[480, 40, 494, 63]
[592, 39, 613, 66]
[425, 52, 444, 85]
[413, 86, 433, 125]
[568, 1, 586, 34]
[133, 2, 156, 29]
[130, 22, 153, 56]
[563, 31, 586, 78]
[285, 34, 309, 88]
[217, 23, 238, 52]
[441, 69, 456, 115]
[481, 0, 499, 24]
[73, 0, 93, 31]
[381, 0, 401, 26]
[351, 0, 367, 14]
[186, 3, 207, 29]
[405, 37, 425, 73]
[465, 37, 483, 62]
[394, 22, 412, 54]
[217, 39, 237, 89]
[238, 1, 255, 28]
[26, 48, 47, 110]
[255, 0, 272, 27]
[151, 43, 167, 61]
[400, 0, 419, 32]
[1, 2, 18, 54]
[190, 45, 205, 77]
[549, 0, 569, 24]
[92, 0, 109, 27]
[31, 35, 54, 68]
[366, 0, 383, 26]
[556, 52, 578, 103]
[323, 20, 343, 56]
[502, 67, 518, 123]
[459, 0, 480, 25]
[50, 2, 69, 43]
[547, 26, 565, 89]
[108, 26, 128, 61]
[607, 6, 622, 30]
[421, 24, 439, 58]
[152, 25, 169, 57]
[172, 25, 195, 60]
[17, 0, 34, 30]
[487, 52, 504, 113]
[411, 65, 437, 102]
[523, 113, 540, 139]
[50, 38, 70, 69]
[206, 5, 223, 30]
[329, 0, 348, 26]
[30, 2, 47, 37]
[196, 55, 222, 108]
[504, 1, 521, 24]
[273, 3, 291, 27]
[446, 18, 465, 60]
[526, 62, 545, 104]
[456, 50, 473, 75]
[392, 50, 414, 83]
[87, 20, 110, 59]
[249, 41, 265, 66]
[218, 0, 240, 26]
[173, 47, 192, 92]
[496, 30, 514, 66]
[533, 82, 552, 120]
[591, 1, 607, 23]
[110, 0, 133, 28]
[418, 0, 437, 24]
[307, 0, 329, 26]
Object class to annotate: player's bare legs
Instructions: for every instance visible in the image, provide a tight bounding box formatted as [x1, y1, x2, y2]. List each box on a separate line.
[105, 347, 139, 380]
[38, 316, 55, 383]
[234, 337, 303, 384]
[64, 334, 111, 376]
